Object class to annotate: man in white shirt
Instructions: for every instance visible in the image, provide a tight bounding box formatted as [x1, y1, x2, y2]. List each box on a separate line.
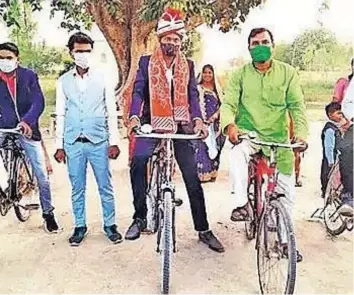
[54, 32, 122, 246]
[338, 78, 353, 216]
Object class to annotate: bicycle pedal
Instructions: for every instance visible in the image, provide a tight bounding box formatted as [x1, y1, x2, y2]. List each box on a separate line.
[174, 198, 183, 207]
[24, 204, 40, 210]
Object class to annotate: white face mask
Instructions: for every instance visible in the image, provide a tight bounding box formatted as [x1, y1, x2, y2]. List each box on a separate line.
[0, 59, 18, 73]
[73, 52, 92, 70]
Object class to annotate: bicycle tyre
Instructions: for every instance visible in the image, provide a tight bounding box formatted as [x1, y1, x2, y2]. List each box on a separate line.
[13, 157, 31, 222]
[323, 176, 346, 236]
[257, 199, 296, 295]
[245, 178, 257, 240]
[245, 202, 256, 240]
[161, 190, 173, 294]
[147, 166, 159, 233]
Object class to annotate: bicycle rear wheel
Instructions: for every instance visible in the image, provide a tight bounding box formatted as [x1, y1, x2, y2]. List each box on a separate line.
[323, 166, 346, 236]
[257, 199, 296, 295]
[161, 190, 173, 294]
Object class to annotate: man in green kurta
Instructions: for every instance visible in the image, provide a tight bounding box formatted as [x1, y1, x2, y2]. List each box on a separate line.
[220, 28, 308, 262]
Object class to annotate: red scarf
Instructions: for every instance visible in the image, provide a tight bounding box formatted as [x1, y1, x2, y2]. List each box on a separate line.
[148, 48, 190, 133]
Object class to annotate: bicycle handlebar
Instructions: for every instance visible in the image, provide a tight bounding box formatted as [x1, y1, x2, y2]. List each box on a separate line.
[135, 130, 202, 140]
[133, 124, 202, 140]
[238, 133, 306, 149]
[0, 127, 23, 135]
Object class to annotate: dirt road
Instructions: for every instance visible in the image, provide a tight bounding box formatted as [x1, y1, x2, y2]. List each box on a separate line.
[0, 122, 352, 294]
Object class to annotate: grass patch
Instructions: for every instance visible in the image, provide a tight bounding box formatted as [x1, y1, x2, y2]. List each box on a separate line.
[39, 76, 56, 127]
[299, 71, 346, 103]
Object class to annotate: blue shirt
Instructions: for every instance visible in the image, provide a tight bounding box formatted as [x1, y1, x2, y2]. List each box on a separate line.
[323, 120, 341, 164]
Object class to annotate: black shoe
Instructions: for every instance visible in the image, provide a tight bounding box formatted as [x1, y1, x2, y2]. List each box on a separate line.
[104, 224, 123, 244]
[125, 218, 147, 241]
[69, 226, 88, 247]
[43, 212, 59, 234]
[282, 245, 303, 263]
[198, 230, 225, 253]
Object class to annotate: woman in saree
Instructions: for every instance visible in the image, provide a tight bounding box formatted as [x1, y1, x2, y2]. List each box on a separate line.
[195, 64, 225, 183]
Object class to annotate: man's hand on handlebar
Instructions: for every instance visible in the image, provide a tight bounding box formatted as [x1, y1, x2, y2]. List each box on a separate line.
[227, 124, 241, 145]
[292, 137, 308, 153]
[18, 121, 32, 138]
[194, 119, 208, 139]
[128, 117, 141, 136]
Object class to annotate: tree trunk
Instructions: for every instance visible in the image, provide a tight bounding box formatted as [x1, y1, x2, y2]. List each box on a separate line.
[87, 0, 206, 123]
[87, 0, 157, 124]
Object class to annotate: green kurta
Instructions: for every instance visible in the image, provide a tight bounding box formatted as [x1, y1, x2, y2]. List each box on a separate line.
[220, 59, 308, 175]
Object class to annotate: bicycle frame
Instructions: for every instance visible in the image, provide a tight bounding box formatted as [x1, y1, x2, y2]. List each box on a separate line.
[249, 147, 277, 219]
[153, 138, 176, 252]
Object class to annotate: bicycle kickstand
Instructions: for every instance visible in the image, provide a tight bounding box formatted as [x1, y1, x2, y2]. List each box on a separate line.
[310, 207, 325, 220]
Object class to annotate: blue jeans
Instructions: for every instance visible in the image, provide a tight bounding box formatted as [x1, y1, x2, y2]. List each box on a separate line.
[0, 136, 54, 215]
[64, 140, 116, 228]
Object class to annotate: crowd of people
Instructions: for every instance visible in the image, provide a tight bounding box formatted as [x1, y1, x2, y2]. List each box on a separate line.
[0, 8, 352, 258]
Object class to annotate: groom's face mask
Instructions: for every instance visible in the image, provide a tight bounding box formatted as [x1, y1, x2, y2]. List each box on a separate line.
[160, 33, 182, 57]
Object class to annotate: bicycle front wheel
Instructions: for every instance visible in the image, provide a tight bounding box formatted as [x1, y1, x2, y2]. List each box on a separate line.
[13, 156, 33, 222]
[257, 199, 296, 295]
[161, 190, 173, 294]
[146, 159, 160, 233]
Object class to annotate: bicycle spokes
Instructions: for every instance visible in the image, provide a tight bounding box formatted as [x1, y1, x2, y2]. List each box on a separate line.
[257, 201, 296, 295]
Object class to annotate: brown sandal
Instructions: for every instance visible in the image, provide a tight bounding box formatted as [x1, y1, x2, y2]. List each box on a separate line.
[230, 206, 249, 222]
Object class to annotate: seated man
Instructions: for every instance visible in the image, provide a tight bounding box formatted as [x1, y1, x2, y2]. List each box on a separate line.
[0, 42, 58, 233]
[221, 28, 308, 261]
[125, 8, 224, 253]
[338, 78, 353, 216]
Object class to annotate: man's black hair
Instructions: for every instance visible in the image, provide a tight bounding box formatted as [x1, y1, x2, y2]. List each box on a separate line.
[0, 42, 19, 57]
[325, 102, 342, 117]
[248, 28, 274, 46]
[67, 32, 94, 51]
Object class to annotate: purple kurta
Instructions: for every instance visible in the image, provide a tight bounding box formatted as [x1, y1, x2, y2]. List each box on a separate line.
[195, 86, 225, 182]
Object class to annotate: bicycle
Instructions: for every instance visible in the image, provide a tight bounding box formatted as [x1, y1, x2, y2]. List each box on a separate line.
[0, 127, 39, 222]
[135, 128, 201, 294]
[237, 133, 305, 295]
[323, 161, 353, 235]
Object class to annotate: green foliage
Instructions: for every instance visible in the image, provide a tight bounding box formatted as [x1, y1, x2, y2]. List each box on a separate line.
[290, 28, 337, 70]
[181, 29, 202, 59]
[274, 29, 353, 72]
[0, 0, 41, 27]
[140, 0, 264, 32]
[6, 1, 69, 75]
[51, 0, 93, 31]
[39, 75, 56, 127]
[273, 43, 292, 64]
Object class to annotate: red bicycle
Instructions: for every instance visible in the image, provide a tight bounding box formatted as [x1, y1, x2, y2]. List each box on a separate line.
[239, 133, 305, 295]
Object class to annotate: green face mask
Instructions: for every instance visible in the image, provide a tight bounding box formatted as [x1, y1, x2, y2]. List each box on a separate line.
[250, 45, 272, 63]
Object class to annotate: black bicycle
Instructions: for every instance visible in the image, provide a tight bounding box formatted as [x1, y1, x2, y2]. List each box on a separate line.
[135, 129, 201, 294]
[0, 128, 39, 221]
